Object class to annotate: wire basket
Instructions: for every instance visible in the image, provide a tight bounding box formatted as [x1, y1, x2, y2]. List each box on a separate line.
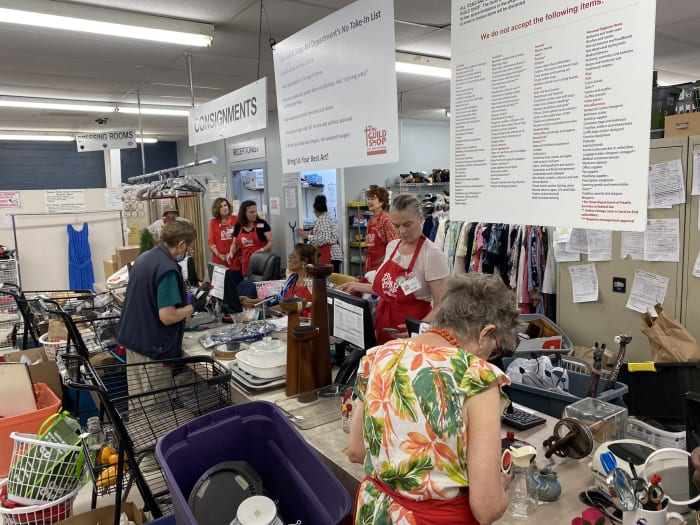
[0, 480, 78, 525]
[6, 433, 84, 505]
[38, 334, 67, 361]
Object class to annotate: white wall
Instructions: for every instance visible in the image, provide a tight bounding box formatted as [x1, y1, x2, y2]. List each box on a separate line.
[0, 189, 124, 289]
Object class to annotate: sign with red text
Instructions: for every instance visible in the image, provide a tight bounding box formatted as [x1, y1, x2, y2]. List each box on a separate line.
[450, 0, 655, 231]
[273, 0, 398, 173]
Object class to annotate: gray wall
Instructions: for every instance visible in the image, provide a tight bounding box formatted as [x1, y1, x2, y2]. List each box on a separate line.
[176, 115, 450, 271]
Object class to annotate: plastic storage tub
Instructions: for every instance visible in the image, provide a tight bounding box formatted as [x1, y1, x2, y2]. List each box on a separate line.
[617, 362, 700, 422]
[502, 357, 628, 418]
[156, 401, 352, 525]
[0, 383, 61, 477]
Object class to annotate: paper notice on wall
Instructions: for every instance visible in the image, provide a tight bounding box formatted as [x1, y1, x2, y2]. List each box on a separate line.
[644, 218, 680, 262]
[693, 250, 700, 278]
[44, 190, 85, 213]
[450, 0, 654, 231]
[648, 159, 685, 208]
[210, 265, 226, 300]
[569, 264, 599, 303]
[621, 231, 645, 260]
[554, 227, 571, 243]
[567, 229, 588, 253]
[693, 150, 700, 196]
[3, 213, 13, 228]
[104, 189, 123, 210]
[284, 187, 297, 209]
[282, 173, 299, 188]
[626, 270, 669, 313]
[270, 197, 281, 216]
[209, 179, 227, 199]
[586, 230, 612, 262]
[0, 192, 21, 209]
[553, 241, 580, 262]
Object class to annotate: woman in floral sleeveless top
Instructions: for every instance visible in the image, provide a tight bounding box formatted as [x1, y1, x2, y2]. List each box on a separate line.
[348, 274, 519, 525]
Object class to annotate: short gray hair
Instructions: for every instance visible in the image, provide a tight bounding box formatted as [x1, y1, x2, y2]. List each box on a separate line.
[391, 193, 422, 216]
[432, 274, 519, 351]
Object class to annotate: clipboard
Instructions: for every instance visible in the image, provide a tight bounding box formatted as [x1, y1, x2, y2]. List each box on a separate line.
[0, 362, 37, 417]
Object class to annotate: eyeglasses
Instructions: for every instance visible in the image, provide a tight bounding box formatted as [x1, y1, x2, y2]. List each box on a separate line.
[287, 254, 300, 260]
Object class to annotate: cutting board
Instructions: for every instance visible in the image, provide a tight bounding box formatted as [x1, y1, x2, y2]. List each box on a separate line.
[0, 362, 37, 417]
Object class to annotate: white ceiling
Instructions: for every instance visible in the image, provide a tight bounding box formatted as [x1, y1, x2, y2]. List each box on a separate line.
[0, 0, 697, 141]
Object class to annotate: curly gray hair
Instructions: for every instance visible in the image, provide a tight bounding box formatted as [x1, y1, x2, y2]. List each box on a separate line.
[432, 273, 519, 351]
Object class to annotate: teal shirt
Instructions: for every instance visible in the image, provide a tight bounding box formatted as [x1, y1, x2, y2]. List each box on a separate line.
[157, 272, 182, 309]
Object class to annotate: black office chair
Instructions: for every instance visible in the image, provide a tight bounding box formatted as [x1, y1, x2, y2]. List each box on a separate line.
[246, 252, 281, 282]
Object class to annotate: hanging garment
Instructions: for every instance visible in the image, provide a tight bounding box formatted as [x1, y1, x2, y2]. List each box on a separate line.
[67, 223, 95, 291]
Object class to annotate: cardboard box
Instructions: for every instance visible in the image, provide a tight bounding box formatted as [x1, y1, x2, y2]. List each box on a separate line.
[116, 245, 140, 269]
[4, 348, 62, 400]
[56, 502, 147, 525]
[103, 259, 118, 280]
[665, 112, 700, 137]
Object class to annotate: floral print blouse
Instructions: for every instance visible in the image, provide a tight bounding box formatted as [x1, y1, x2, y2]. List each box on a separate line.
[354, 339, 510, 524]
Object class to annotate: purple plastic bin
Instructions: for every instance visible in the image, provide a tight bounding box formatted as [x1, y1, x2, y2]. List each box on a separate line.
[155, 401, 352, 525]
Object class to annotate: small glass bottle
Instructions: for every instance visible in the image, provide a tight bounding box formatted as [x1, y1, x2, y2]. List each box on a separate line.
[85, 416, 104, 464]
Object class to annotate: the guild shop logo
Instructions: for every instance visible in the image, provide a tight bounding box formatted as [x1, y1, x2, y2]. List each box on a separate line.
[364, 125, 388, 156]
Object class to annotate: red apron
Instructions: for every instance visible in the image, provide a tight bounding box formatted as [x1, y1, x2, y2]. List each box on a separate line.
[311, 225, 332, 265]
[372, 236, 431, 344]
[283, 277, 312, 318]
[237, 225, 265, 276]
[365, 215, 383, 273]
[355, 477, 476, 525]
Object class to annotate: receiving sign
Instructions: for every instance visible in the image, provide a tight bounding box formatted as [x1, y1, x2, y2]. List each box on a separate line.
[76, 130, 137, 152]
[189, 78, 268, 147]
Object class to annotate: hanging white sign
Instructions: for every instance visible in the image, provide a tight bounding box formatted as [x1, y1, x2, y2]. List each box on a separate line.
[76, 130, 137, 152]
[450, 0, 655, 231]
[229, 138, 266, 162]
[45, 190, 86, 213]
[273, 0, 398, 173]
[189, 78, 268, 147]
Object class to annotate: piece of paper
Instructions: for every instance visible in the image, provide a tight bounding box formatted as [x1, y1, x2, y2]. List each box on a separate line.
[332, 296, 365, 349]
[284, 187, 297, 209]
[104, 189, 123, 210]
[554, 227, 571, 244]
[693, 250, 700, 278]
[648, 159, 685, 208]
[568, 263, 599, 303]
[270, 197, 281, 216]
[621, 231, 645, 260]
[553, 240, 580, 263]
[626, 270, 669, 313]
[567, 229, 588, 254]
[586, 230, 613, 262]
[210, 265, 226, 300]
[644, 218, 680, 262]
[693, 150, 700, 196]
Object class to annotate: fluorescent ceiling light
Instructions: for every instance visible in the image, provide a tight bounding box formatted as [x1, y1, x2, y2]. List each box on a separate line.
[0, 134, 74, 141]
[136, 137, 158, 144]
[0, 0, 213, 47]
[0, 98, 115, 113]
[119, 107, 189, 117]
[395, 52, 451, 79]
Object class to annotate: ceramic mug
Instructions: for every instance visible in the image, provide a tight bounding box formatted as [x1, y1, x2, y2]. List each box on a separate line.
[622, 507, 684, 525]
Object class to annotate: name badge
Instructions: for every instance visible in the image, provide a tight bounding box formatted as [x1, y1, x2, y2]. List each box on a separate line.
[400, 276, 421, 295]
[256, 222, 265, 228]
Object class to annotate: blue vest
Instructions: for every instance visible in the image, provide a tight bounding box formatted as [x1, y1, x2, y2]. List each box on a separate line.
[117, 245, 186, 359]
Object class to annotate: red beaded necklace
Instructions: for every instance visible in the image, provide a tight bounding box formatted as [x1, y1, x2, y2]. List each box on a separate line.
[425, 327, 460, 348]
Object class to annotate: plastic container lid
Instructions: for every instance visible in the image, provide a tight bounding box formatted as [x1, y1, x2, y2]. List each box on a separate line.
[247, 338, 286, 368]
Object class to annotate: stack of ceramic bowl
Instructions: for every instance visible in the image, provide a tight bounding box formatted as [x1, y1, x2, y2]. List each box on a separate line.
[236, 337, 287, 379]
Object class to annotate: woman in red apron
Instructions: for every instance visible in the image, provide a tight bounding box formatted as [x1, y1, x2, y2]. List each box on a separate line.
[338, 194, 449, 345]
[231, 200, 273, 277]
[364, 185, 397, 274]
[296, 194, 339, 267]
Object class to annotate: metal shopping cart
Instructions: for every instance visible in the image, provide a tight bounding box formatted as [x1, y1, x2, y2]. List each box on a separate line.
[59, 353, 231, 525]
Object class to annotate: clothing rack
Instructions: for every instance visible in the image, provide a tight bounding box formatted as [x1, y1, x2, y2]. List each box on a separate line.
[8, 210, 124, 288]
[126, 156, 218, 183]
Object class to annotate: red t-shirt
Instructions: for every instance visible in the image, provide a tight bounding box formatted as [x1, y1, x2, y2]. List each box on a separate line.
[208, 215, 240, 271]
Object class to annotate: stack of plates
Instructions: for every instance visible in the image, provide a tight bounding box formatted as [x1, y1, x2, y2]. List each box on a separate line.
[227, 361, 285, 391]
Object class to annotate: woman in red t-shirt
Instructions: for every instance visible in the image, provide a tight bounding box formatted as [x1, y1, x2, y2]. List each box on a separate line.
[365, 185, 398, 274]
[231, 200, 274, 277]
[208, 197, 241, 273]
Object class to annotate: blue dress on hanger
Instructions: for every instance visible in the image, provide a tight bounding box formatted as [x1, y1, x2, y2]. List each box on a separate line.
[67, 223, 95, 291]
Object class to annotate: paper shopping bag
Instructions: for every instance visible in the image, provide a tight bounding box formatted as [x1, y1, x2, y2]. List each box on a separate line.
[641, 304, 700, 362]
